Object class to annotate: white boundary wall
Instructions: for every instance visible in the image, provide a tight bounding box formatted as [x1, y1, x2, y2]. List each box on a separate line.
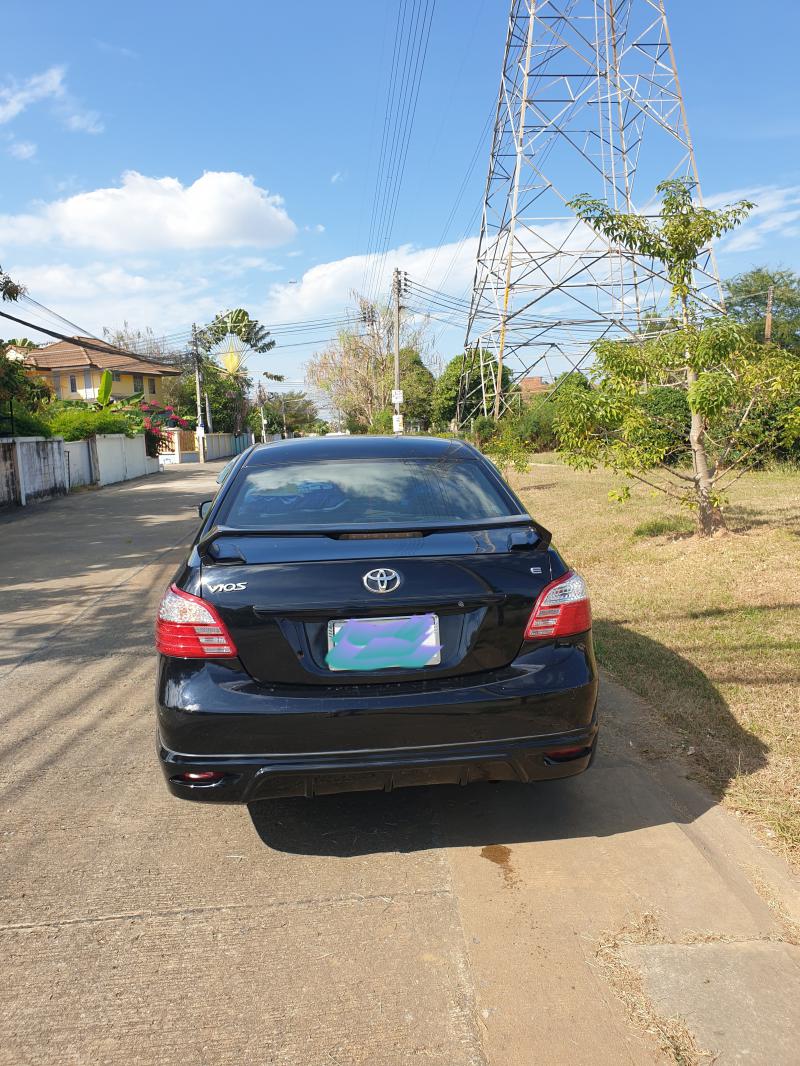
[203, 431, 252, 461]
[64, 440, 92, 488]
[0, 437, 67, 506]
[160, 428, 253, 465]
[1, 433, 157, 506]
[89, 433, 150, 485]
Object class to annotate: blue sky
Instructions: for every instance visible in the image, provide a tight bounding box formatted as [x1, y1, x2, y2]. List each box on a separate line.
[1, 0, 799, 385]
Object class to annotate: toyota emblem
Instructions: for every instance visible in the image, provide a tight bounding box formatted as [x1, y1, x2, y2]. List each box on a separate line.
[362, 567, 401, 594]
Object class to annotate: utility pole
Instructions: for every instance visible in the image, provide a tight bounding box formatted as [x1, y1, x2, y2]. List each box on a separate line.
[765, 284, 774, 344]
[391, 268, 409, 434]
[191, 324, 206, 462]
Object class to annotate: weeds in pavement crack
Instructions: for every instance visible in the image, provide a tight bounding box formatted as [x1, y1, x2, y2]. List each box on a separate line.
[595, 912, 712, 1066]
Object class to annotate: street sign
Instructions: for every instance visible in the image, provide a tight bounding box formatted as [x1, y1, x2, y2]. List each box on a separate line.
[392, 414, 404, 433]
[391, 389, 404, 405]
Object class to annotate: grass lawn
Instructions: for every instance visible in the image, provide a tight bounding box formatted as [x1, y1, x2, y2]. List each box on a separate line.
[512, 456, 800, 863]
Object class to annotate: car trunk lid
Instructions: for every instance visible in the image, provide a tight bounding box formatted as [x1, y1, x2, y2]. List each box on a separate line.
[199, 526, 552, 686]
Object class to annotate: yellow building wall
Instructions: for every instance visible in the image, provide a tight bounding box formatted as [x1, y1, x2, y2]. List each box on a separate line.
[109, 371, 166, 403]
[27, 367, 168, 404]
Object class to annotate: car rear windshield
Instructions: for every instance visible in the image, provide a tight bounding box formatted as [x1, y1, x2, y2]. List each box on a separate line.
[218, 458, 523, 529]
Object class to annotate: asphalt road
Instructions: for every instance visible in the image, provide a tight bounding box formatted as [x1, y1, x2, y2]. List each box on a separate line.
[1, 463, 798, 1066]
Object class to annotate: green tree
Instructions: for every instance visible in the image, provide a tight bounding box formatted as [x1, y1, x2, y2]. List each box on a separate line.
[432, 351, 512, 426]
[0, 352, 32, 403]
[566, 178, 756, 535]
[158, 357, 253, 433]
[471, 415, 497, 447]
[724, 266, 800, 351]
[0, 351, 52, 412]
[369, 348, 436, 431]
[397, 347, 435, 428]
[257, 389, 319, 437]
[483, 420, 531, 477]
[555, 319, 800, 532]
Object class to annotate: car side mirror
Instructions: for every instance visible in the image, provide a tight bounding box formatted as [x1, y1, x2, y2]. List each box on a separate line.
[198, 499, 213, 520]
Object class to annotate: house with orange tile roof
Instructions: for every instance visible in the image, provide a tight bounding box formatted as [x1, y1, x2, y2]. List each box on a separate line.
[7, 337, 180, 405]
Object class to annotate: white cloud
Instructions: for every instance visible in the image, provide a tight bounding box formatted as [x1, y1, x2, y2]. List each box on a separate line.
[213, 254, 283, 277]
[0, 171, 297, 252]
[9, 140, 36, 160]
[330, 171, 345, 184]
[0, 65, 102, 134]
[715, 184, 800, 254]
[0, 66, 65, 124]
[94, 39, 138, 60]
[9, 260, 232, 335]
[61, 108, 104, 135]
[304, 223, 326, 233]
[263, 236, 479, 322]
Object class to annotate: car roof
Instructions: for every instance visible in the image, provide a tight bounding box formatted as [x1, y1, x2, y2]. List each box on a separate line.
[246, 435, 479, 464]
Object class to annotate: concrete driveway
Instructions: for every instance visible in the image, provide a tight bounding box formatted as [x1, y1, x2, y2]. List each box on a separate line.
[1, 464, 798, 1066]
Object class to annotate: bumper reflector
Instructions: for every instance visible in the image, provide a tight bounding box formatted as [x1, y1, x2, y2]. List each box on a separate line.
[544, 745, 593, 763]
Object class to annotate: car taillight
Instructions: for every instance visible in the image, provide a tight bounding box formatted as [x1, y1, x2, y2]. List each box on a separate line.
[155, 584, 237, 658]
[524, 571, 591, 640]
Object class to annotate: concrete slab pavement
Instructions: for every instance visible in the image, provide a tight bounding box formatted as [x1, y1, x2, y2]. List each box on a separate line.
[623, 941, 800, 1065]
[1, 464, 798, 1065]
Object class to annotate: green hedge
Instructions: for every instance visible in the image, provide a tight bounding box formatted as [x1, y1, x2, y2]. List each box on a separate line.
[5, 406, 53, 438]
[47, 409, 133, 442]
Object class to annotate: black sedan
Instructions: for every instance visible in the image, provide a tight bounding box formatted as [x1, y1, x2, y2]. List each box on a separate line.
[155, 435, 598, 802]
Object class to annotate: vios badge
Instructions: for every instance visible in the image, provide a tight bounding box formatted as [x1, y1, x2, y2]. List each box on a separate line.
[362, 568, 401, 594]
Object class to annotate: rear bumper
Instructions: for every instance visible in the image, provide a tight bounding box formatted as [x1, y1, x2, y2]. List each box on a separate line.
[156, 639, 599, 802]
[158, 717, 598, 802]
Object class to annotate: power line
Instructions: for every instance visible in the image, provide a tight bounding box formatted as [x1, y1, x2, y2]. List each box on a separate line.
[368, 0, 437, 301]
[0, 308, 175, 365]
[4, 298, 352, 343]
[361, 0, 412, 295]
[361, 0, 437, 302]
[366, 0, 426, 299]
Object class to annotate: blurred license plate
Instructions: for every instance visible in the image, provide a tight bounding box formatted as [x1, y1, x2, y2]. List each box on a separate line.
[326, 614, 441, 671]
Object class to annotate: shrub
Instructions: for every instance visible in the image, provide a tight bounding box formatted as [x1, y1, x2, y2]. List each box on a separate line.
[144, 427, 162, 458]
[471, 415, 497, 446]
[368, 409, 394, 434]
[47, 409, 133, 442]
[512, 402, 558, 451]
[3, 406, 52, 437]
[483, 420, 531, 475]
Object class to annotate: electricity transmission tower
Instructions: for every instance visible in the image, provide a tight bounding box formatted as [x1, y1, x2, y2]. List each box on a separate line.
[457, 0, 722, 424]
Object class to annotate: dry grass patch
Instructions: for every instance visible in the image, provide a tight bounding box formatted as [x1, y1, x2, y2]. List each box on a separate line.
[513, 457, 800, 862]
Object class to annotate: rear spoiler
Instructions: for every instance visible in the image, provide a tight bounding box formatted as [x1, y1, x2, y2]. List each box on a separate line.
[198, 517, 551, 562]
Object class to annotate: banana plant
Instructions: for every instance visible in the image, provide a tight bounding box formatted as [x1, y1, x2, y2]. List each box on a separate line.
[93, 369, 144, 411]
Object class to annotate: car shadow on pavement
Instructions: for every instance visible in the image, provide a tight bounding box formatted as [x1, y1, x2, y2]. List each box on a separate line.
[249, 624, 768, 858]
